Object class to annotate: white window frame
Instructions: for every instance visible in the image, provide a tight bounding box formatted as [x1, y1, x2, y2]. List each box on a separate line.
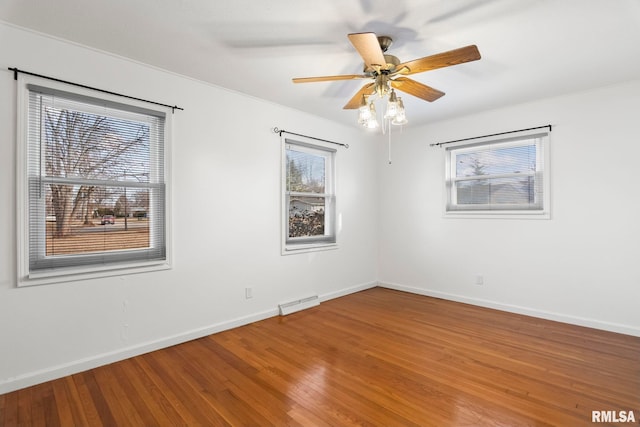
[16, 74, 172, 286]
[444, 130, 550, 219]
[282, 138, 337, 254]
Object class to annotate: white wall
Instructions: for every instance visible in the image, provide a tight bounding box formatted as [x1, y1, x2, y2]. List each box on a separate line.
[378, 79, 640, 336]
[0, 23, 379, 393]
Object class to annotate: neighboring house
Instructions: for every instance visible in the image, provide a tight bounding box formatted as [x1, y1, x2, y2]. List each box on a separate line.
[290, 198, 324, 215]
[457, 180, 534, 205]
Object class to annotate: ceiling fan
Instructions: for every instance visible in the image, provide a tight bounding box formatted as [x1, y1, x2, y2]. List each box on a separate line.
[292, 32, 481, 112]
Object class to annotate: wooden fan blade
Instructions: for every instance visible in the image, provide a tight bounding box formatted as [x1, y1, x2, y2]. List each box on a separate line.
[396, 45, 481, 75]
[292, 74, 368, 83]
[348, 32, 387, 71]
[343, 83, 376, 109]
[391, 77, 445, 102]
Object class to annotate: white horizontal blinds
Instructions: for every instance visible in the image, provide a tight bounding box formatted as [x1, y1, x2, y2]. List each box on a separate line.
[447, 134, 546, 211]
[27, 87, 166, 273]
[285, 140, 336, 244]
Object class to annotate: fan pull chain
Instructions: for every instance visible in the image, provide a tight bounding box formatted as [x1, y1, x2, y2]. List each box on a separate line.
[388, 121, 392, 164]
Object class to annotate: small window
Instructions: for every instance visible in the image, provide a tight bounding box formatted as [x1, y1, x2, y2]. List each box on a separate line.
[17, 76, 171, 285]
[283, 139, 336, 253]
[445, 132, 550, 218]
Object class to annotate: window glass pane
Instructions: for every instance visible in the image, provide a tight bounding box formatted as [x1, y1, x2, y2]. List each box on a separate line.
[43, 185, 150, 256]
[455, 176, 537, 206]
[283, 139, 336, 251]
[456, 144, 537, 177]
[43, 106, 151, 182]
[286, 149, 326, 193]
[288, 196, 325, 238]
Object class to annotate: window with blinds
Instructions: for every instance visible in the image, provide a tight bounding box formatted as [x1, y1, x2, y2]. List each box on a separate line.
[445, 132, 550, 217]
[283, 139, 336, 252]
[18, 79, 170, 284]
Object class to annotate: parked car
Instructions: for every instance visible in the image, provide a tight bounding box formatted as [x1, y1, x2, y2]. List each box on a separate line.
[101, 215, 115, 225]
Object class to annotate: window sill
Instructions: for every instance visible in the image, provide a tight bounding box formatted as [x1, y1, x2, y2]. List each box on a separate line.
[282, 242, 338, 256]
[444, 210, 550, 220]
[19, 261, 171, 287]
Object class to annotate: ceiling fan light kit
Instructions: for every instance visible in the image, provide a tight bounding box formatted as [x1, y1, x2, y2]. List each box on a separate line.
[357, 95, 377, 128]
[292, 32, 481, 133]
[391, 97, 408, 126]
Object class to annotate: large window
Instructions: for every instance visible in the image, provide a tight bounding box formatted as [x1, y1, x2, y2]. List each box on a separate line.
[17, 76, 171, 285]
[445, 132, 549, 217]
[283, 139, 336, 253]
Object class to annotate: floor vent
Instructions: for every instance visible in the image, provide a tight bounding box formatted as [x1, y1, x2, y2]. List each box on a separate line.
[278, 295, 319, 316]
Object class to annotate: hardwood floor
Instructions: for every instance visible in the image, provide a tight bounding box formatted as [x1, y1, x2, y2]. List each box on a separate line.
[2, 287, 638, 426]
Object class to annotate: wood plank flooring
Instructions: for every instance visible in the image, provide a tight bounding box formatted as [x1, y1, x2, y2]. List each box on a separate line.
[2, 287, 639, 426]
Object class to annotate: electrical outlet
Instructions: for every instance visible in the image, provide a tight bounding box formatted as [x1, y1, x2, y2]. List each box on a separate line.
[475, 275, 484, 286]
[245, 287, 253, 299]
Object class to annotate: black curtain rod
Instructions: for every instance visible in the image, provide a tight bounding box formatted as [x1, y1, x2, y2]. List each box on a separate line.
[430, 124, 552, 147]
[272, 127, 349, 148]
[8, 67, 184, 113]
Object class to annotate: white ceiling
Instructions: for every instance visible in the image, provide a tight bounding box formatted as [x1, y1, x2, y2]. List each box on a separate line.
[2, 0, 640, 127]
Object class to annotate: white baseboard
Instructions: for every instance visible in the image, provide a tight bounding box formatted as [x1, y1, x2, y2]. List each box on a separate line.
[378, 281, 640, 338]
[319, 281, 377, 302]
[0, 308, 279, 395]
[0, 280, 377, 394]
